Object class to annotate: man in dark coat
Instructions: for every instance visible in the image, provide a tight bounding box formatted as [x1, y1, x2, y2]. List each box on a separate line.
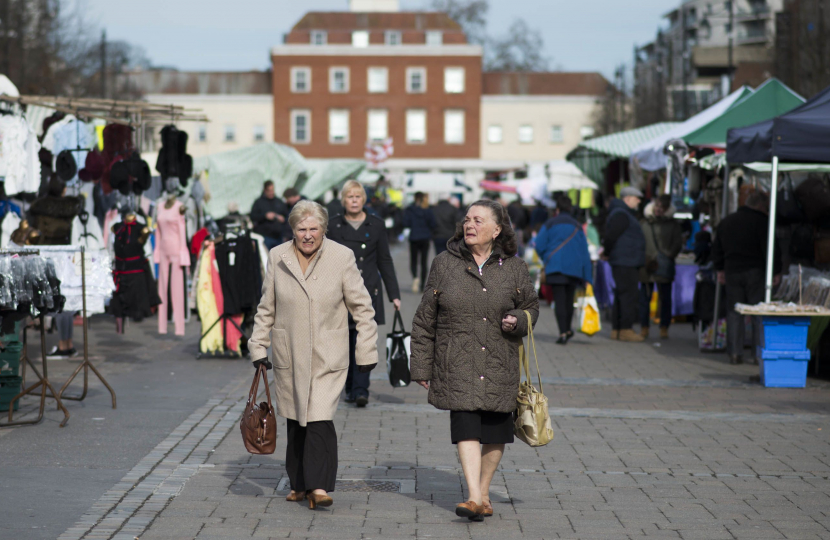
[250, 180, 288, 251]
[712, 192, 782, 365]
[603, 187, 647, 342]
[432, 196, 463, 255]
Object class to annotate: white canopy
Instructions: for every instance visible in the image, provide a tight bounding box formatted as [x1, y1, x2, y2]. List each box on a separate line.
[0, 75, 19, 97]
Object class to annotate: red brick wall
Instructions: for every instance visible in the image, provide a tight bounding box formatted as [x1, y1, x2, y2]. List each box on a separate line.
[272, 54, 481, 159]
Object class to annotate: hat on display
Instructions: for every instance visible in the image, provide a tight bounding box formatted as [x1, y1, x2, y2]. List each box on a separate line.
[78, 149, 105, 182]
[110, 152, 151, 195]
[155, 125, 192, 187]
[55, 150, 78, 181]
[620, 186, 644, 199]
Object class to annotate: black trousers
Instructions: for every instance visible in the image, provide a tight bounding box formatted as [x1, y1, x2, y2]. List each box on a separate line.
[639, 282, 673, 329]
[551, 283, 577, 334]
[611, 266, 640, 331]
[345, 327, 370, 399]
[434, 238, 450, 256]
[286, 419, 338, 493]
[409, 240, 430, 284]
[725, 268, 764, 357]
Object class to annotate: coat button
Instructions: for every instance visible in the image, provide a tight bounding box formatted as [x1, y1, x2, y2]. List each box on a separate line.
[480, 376, 484, 380]
[300, 278, 304, 282]
[481, 346, 485, 350]
[313, 276, 317, 280]
[361, 244, 366, 249]
[360, 257, 364, 261]
[482, 288, 487, 292]
[483, 317, 487, 321]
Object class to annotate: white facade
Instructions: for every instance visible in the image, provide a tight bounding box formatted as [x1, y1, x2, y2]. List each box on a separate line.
[349, 0, 400, 12]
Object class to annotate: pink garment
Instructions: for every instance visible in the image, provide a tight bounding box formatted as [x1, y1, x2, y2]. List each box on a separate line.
[155, 201, 190, 336]
[102, 208, 119, 245]
[208, 244, 243, 352]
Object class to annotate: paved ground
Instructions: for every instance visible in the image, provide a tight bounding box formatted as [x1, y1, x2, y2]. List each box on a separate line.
[2, 246, 830, 540]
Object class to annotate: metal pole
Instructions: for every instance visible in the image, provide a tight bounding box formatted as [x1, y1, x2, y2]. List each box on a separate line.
[727, 0, 734, 90]
[765, 156, 780, 302]
[682, 5, 689, 120]
[100, 30, 107, 99]
[711, 162, 730, 334]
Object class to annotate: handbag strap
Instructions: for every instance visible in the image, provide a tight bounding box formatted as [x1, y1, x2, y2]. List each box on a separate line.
[392, 309, 406, 333]
[519, 310, 544, 395]
[544, 226, 579, 266]
[248, 364, 273, 411]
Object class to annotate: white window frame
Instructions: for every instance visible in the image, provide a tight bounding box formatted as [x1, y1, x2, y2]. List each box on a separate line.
[425, 30, 443, 45]
[580, 125, 596, 139]
[406, 109, 427, 144]
[406, 67, 427, 94]
[290, 109, 311, 144]
[444, 109, 465, 145]
[367, 109, 388, 141]
[253, 124, 266, 143]
[352, 30, 369, 48]
[329, 67, 350, 93]
[310, 30, 327, 45]
[290, 67, 311, 93]
[518, 125, 534, 144]
[328, 109, 350, 144]
[367, 67, 388, 93]
[224, 124, 236, 143]
[197, 125, 207, 143]
[444, 67, 465, 94]
[549, 125, 564, 144]
[487, 125, 502, 144]
[385, 30, 401, 45]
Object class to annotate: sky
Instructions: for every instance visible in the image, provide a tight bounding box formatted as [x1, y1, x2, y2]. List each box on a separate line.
[79, 0, 673, 80]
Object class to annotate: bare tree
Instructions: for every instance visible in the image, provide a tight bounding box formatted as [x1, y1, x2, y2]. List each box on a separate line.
[430, 0, 488, 44]
[591, 65, 633, 137]
[485, 19, 549, 72]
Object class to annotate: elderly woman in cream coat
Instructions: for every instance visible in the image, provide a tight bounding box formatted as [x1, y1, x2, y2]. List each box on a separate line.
[250, 200, 378, 510]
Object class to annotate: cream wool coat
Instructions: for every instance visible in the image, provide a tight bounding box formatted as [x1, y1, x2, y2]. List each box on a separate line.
[249, 239, 378, 426]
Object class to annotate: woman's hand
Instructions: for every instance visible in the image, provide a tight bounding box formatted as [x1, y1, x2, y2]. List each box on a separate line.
[415, 380, 430, 390]
[501, 315, 518, 332]
[392, 299, 401, 311]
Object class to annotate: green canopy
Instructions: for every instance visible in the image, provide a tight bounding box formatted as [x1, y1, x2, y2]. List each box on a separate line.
[566, 122, 679, 185]
[683, 79, 804, 146]
[194, 143, 365, 218]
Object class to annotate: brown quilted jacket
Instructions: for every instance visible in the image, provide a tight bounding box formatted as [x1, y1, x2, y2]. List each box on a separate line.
[410, 238, 539, 412]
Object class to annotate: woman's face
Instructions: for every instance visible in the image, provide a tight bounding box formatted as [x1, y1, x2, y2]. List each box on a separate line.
[343, 189, 365, 215]
[463, 205, 501, 249]
[293, 216, 324, 256]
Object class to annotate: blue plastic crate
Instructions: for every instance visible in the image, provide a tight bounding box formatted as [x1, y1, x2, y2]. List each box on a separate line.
[759, 316, 811, 352]
[757, 347, 810, 388]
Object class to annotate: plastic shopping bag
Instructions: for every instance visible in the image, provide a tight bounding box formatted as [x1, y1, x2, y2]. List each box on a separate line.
[577, 284, 601, 336]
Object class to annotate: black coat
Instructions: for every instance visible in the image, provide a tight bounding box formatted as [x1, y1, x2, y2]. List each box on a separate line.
[712, 206, 782, 275]
[250, 195, 288, 240]
[327, 212, 401, 325]
[432, 200, 462, 240]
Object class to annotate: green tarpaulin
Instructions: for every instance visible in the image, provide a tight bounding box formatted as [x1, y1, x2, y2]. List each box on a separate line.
[193, 143, 365, 218]
[684, 79, 804, 146]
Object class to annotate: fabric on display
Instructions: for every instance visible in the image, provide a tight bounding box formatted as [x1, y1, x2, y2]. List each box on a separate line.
[35, 245, 113, 315]
[47, 119, 94, 185]
[196, 244, 224, 353]
[0, 115, 42, 195]
[0, 254, 62, 316]
[109, 221, 161, 321]
[71, 213, 104, 252]
[156, 125, 192, 186]
[154, 200, 190, 336]
[209, 246, 242, 352]
[214, 233, 262, 315]
[100, 124, 135, 194]
[1, 211, 22, 249]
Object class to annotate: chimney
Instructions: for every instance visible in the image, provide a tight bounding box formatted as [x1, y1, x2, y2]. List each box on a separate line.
[349, 0, 400, 12]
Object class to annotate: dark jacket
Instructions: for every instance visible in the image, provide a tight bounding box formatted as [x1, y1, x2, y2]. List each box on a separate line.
[410, 238, 540, 412]
[403, 205, 436, 242]
[250, 195, 288, 240]
[639, 202, 684, 283]
[432, 200, 462, 240]
[530, 204, 549, 228]
[712, 206, 782, 275]
[327, 212, 401, 326]
[28, 195, 81, 245]
[535, 213, 593, 284]
[603, 198, 646, 268]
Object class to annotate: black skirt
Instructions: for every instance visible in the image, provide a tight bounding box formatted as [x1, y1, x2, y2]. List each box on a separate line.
[451, 410, 515, 445]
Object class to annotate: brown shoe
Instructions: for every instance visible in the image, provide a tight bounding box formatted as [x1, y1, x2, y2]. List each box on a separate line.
[610, 330, 619, 340]
[285, 491, 305, 502]
[641, 327, 650, 339]
[455, 500, 484, 521]
[660, 328, 669, 339]
[618, 329, 645, 342]
[481, 500, 493, 517]
[307, 492, 333, 510]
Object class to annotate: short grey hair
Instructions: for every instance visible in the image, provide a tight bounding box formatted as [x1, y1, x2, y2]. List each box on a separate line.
[288, 200, 329, 232]
[340, 180, 366, 205]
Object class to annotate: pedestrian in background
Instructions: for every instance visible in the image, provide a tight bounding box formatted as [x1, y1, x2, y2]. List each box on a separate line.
[534, 197, 592, 344]
[411, 199, 539, 522]
[639, 195, 684, 340]
[603, 187, 646, 342]
[403, 192, 436, 293]
[250, 180, 288, 251]
[712, 192, 781, 365]
[327, 180, 401, 408]
[249, 200, 378, 510]
[432, 195, 463, 255]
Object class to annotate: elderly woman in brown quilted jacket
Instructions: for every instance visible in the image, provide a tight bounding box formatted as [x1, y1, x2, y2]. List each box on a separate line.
[411, 199, 539, 522]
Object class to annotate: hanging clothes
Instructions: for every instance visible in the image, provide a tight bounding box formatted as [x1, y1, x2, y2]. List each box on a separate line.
[0, 115, 41, 195]
[209, 245, 243, 353]
[110, 220, 161, 321]
[71, 213, 104, 252]
[154, 199, 190, 336]
[213, 233, 263, 315]
[48, 119, 94, 185]
[196, 244, 223, 353]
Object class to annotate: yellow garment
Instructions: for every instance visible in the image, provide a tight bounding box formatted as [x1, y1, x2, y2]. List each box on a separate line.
[568, 189, 578, 206]
[197, 245, 223, 353]
[95, 125, 105, 150]
[579, 188, 593, 209]
[387, 188, 403, 206]
[614, 183, 630, 198]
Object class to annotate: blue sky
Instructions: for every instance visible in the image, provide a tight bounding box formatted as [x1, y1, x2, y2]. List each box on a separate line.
[81, 0, 672, 79]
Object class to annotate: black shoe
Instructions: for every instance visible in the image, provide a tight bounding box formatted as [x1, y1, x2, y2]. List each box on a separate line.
[355, 396, 368, 408]
[729, 355, 743, 365]
[66, 348, 79, 358]
[556, 335, 568, 345]
[565, 331, 574, 343]
[344, 395, 356, 404]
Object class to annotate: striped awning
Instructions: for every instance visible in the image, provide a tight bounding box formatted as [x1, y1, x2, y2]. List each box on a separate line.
[575, 123, 680, 159]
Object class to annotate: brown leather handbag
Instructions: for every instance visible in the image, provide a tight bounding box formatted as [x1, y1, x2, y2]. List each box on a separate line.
[240, 365, 277, 455]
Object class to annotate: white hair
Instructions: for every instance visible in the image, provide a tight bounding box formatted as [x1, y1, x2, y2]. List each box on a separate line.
[288, 200, 329, 231]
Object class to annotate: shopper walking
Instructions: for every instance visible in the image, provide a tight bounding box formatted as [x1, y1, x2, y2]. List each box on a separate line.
[712, 192, 781, 364]
[534, 197, 592, 344]
[639, 195, 684, 339]
[603, 187, 646, 342]
[250, 180, 288, 251]
[327, 180, 401, 408]
[403, 192, 436, 293]
[432, 196, 462, 255]
[411, 199, 539, 522]
[249, 200, 378, 509]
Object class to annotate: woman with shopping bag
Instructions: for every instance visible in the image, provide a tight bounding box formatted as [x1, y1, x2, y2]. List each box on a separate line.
[533, 197, 592, 344]
[411, 199, 539, 522]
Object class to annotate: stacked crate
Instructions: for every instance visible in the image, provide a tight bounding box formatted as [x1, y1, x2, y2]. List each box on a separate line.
[0, 322, 22, 411]
[757, 316, 812, 388]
